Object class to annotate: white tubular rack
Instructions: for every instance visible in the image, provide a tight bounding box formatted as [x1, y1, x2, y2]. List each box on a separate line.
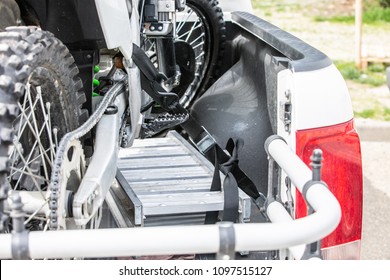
[0, 135, 341, 259]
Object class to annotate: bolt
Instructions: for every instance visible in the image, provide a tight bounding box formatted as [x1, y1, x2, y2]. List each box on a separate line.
[10, 193, 25, 233]
[285, 89, 291, 99]
[311, 149, 323, 166]
[310, 149, 323, 181]
[105, 105, 118, 115]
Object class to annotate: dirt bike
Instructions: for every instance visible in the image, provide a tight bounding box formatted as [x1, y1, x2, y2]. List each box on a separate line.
[0, 0, 359, 260]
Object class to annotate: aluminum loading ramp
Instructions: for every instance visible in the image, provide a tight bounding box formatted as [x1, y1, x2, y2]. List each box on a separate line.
[106, 131, 251, 227]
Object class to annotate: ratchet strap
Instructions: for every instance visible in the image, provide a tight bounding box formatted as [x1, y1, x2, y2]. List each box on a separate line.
[132, 45, 261, 221]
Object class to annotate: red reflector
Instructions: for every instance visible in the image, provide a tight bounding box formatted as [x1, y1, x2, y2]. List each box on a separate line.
[296, 120, 363, 252]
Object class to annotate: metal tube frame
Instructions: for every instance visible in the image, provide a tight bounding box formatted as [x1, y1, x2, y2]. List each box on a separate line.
[0, 136, 341, 259]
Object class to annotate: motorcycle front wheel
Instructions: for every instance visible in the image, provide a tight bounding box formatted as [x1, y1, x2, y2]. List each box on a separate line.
[143, 0, 226, 108]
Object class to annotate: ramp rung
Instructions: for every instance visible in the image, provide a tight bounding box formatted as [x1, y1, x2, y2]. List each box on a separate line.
[139, 191, 224, 215]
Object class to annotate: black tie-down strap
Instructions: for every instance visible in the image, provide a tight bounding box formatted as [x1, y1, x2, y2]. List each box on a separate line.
[182, 118, 261, 202]
[131, 43, 261, 209]
[205, 138, 245, 224]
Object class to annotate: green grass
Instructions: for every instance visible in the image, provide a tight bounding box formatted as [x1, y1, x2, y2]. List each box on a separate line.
[384, 107, 390, 120]
[314, 7, 390, 25]
[335, 61, 387, 87]
[364, 6, 390, 23]
[337, 61, 361, 80]
[314, 15, 354, 24]
[355, 109, 377, 118]
[368, 63, 386, 72]
[355, 107, 390, 120]
[251, 1, 301, 15]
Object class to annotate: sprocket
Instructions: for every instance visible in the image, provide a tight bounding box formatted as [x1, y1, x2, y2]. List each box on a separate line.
[53, 139, 86, 230]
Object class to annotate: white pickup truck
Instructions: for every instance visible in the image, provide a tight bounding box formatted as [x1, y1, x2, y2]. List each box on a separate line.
[0, 0, 362, 260]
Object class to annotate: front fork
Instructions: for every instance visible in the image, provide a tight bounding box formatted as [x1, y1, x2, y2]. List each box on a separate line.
[142, 0, 185, 89]
[156, 37, 181, 88]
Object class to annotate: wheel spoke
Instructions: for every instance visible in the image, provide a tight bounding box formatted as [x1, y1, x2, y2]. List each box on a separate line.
[10, 165, 50, 184]
[16, 101, 53, 168]
[53, 127, 59, 149]
[15, 85, 29, 138]
[12, 143, 45, 198]
[195, 51, 205, 60]
[11, 131, 50, 187]
[45, 102, 55, 164]
[10, 147, 52, 178]
[25, 215, 47, 222]
[185, 19, 201, 42]
[12, 122, 42, 188]
[176, 9, 195, 34]
[27, 87, 51, 181]
[37, 86, 55, 172]
[24, 199, 49, 225]
[192, 41, 205, 50]
[189, 33, 205, 47]
[11, 85, 38, 165]
[16, 83, 33, 129]
[43, 221, 49, 231]
[10, 84, 55, 194]
[16, 84, 41, 143]
[23, 148, 52, 170]
[178, 22, 202, 41]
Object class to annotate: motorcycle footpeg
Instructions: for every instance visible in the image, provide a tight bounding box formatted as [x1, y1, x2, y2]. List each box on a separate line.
[141, 113, 189, 138]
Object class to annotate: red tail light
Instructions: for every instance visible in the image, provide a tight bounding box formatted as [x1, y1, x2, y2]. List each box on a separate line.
[295, 119, 363, 259]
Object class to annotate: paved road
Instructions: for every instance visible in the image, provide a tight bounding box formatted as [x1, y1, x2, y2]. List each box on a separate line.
[356, 120, 390, 260]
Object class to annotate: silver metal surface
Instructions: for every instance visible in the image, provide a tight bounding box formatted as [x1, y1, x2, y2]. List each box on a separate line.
[48, 76, 127, 229]
[104, 189, 131, 228]
[112, 170, 143, 226]
[158, 0, 175, 12]
[195, 130, 216, 155]
[116, 131, 251, 226]
[72, 86, 127, 227]
[139, 191, 224, 215]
